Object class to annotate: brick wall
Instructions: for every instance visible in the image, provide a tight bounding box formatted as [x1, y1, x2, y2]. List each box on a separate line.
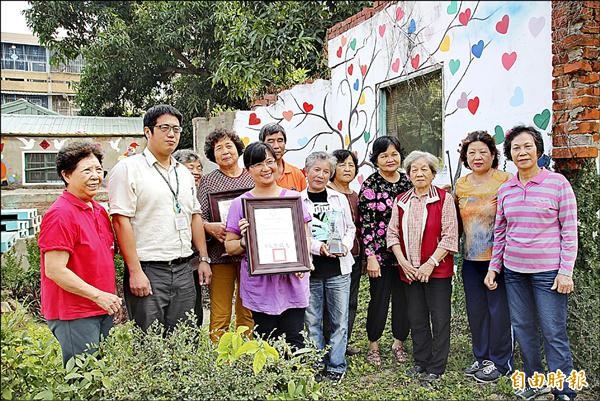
[551, 1, 600, 170]
[326, 1, 392, 40]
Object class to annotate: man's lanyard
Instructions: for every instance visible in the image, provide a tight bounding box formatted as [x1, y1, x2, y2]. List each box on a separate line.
[153, 163, 181, 213]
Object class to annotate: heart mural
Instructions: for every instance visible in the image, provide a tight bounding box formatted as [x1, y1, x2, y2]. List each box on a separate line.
[337, 120, 343, 131]
[363, 131, 371, 143]
[347, 64, 354, 75]
[533, 109, 550, 130]
[494, 125, 505, 144]
[391, 58, 400, 73]
[341, 35, 348, 47]
[302, 102, 314, 113]
[456, 92, 468, 109]
[359, 93, 366, 105]
[502, 52, 517, 70]
[248, 112, 261, 126]
[449, 59, 460, 75]
[241, 136, 250, 146]
[336, 46, 343, 58]
[297, 137, 309, 146]
[411, 54, 420, 69]
[282, 110, 294, 121]
[510, 87, 524, 107]
[459, 8, 471, 26]
[467, 97, 480, 115]
[447, 0, 458, 15]
[496, 15, 509, 34]
[349, 38, 357, 50]
[408, 19, 416, 34]
[353, 79, 360, 91]
[378, 24, 386, 37]
[396, 7, 404, 21]
[360, 64, 367, 76]
[471, 40, 484, 58]
[440, 35, 450, 52]
[529, 16, 545, 37]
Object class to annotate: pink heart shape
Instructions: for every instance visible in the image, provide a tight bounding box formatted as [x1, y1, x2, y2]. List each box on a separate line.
[459, 8, 471, 26]
[411, 54, 420, 69]
[358, 174, 364, 186]
[282, 110, 294, 121]
[341, 35, 348, 47]
[378, 24, 386, 37]
[396, 7, 405, 21]
[496, 15, 509, 34]
[456, 92, 468, 109]
[360, 64, 368, 76]
[502, 52, 517, 70]
[347, 64, 354, 75]
[336, 46, 343, 58]
[391, 58, 400, 73]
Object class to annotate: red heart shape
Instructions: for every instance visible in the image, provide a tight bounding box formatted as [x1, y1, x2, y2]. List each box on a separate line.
[248, 112, 261, 126]
[502, 52, 517, 70]
[411, 54, 420, 69]
[282, 110, 294, 121]
[396, 7, 405, 21]
[459, 8, 471, 26]
[360, 64, 367, 76]
[0, 143, 4, 153]
[378, 24, 386, 37]
[336, 46, 343, 58]
[347, 64, 354, 75]
[496, 15, 509, 34]
[337, 120, 343, 131]
[303, 102, 314, 113]
[391, 58, 400, 73]
[467, 97, 480, 115]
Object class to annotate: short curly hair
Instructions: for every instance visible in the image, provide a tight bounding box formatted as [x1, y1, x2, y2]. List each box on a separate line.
[204, 128, 245, 163]
[56, 140, 104, 186]
[503, 125, 544, 161]
[459, 131, 499, 170]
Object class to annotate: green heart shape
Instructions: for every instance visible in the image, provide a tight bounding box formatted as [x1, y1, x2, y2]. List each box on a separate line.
[363, 131, 370, 143]
[494, 125, 505, 144]
[449, 59, 460, 75]
[349, 38, 357, 51]
[533, 109, 550, 130]
[447, 0, 458, 15]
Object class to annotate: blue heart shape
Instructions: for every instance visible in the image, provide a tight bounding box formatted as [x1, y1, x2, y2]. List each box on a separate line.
[298, 137, 309, 146]
[510, 87, 524, 107]
[408, 19, 416, 34]
[537, 154, 551, 168]
[353, 79, 359, 91]
[471, 40, 484, 58]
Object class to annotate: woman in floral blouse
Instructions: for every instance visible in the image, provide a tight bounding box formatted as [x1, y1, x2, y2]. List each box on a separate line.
[358, 136, 412, 366]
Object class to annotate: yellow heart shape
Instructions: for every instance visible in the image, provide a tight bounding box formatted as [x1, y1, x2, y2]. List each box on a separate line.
[359, 93, 366, 105]
[440, 35, 450, 52]
[345, 134, 350, 146]
[241, 136, 250, 146]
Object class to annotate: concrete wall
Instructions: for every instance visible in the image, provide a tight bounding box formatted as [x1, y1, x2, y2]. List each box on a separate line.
[192, 111, 237, 175]
[1, 135, 145, 186]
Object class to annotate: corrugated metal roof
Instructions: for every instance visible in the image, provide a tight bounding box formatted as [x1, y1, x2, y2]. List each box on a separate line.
[0, 114, 144, 136]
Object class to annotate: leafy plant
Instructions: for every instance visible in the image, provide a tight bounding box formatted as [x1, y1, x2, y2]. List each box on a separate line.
[215, 325, 279, 374]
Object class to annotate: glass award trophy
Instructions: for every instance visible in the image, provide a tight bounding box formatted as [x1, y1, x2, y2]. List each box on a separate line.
[327, 210, 345, 255]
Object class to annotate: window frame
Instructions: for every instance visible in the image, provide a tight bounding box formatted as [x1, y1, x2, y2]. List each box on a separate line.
[376, 63, 445, 163]
[21, 151, 62, 186]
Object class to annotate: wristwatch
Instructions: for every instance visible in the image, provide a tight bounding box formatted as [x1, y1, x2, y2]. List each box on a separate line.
[199, 255, 212, 264]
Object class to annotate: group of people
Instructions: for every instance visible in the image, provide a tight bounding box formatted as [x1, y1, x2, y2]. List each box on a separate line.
[39, 104, 578, 400]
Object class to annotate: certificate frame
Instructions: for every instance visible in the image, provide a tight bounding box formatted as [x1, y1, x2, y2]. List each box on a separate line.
[243, 196, 311, 275]
[208, 188, 252, 223]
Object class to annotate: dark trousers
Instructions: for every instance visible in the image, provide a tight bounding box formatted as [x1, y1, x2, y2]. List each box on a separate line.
[462, 260, 514, 373]
[347, 255, 362, 344]
[124, 260, 196, 332]
[48, 315, 113, 367]
[252, 307, 306, 350]
[366, 264, 410, 342]
[193, 269, 203, 327]
[405, 277, 452, 375]
[323, 256, 362, 344]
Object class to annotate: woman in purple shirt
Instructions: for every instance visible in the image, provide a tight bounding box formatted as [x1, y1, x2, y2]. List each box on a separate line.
[224, 142, 312, 349]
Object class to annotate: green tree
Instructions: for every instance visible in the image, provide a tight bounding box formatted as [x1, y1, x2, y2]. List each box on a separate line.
[25, 1, 369, 147]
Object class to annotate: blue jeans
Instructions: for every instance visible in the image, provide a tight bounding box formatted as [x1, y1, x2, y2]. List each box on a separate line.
[305, 274, 350, 374]
[504, 269, 576, 398]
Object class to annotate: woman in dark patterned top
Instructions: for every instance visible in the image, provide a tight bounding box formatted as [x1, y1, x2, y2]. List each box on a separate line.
[358, 136, 412, 366]
[197, 128, 255, 343]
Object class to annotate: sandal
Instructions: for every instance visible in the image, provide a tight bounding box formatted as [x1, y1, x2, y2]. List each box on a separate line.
[366, 348, 382, 366]
[392, 344, 408, 363]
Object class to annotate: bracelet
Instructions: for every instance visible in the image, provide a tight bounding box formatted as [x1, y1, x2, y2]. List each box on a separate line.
[428, 255, 439, 267]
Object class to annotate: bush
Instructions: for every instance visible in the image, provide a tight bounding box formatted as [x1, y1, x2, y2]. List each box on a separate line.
[0, 309, 324, 401]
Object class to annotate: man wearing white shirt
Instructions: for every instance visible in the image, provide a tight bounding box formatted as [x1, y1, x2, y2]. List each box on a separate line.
[108, 104, 212, 331]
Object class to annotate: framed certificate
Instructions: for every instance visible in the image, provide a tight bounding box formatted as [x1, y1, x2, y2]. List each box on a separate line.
[243, 196, 311, 275]
[208, 188, 253, 223]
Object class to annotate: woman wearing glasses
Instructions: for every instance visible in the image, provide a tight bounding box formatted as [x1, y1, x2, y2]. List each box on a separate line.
[197, 129, 255, 342]
[224, 142, 312, 349]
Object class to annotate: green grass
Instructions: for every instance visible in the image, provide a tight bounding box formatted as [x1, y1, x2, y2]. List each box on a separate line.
[318, 274, 595, 401]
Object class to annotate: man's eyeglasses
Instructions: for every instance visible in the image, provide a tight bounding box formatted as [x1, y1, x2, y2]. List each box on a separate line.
[151, 124, 183, 134]
[250, 158, 276, 169]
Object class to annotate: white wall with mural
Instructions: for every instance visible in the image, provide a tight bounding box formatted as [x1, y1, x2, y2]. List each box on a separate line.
[232, 0, 552, 189]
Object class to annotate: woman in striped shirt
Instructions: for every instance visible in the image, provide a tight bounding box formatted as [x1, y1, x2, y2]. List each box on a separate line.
[485, 125, 578, 401]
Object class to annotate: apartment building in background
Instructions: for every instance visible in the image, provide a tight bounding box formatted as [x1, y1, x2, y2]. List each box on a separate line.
[1, 32, 83, 116]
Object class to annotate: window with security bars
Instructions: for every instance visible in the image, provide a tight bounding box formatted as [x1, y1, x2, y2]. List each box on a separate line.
[1, 43, 47, 72]
[384, 68, 443, 159]
[24, 152, 61, 184]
